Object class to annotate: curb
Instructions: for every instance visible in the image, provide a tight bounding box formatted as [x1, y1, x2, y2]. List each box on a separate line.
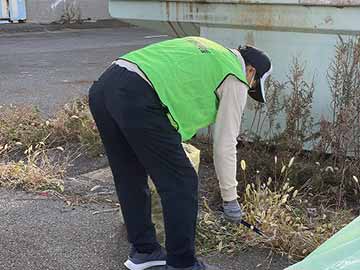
[0, 19, 131, 34]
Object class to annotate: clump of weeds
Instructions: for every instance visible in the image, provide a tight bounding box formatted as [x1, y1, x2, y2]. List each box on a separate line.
[0, 143, 66, 192]
[196, 157, 356, 260]
[50, 97, 103, 156]
[0, 96, 103, 192]
[0, 104, 50, 155]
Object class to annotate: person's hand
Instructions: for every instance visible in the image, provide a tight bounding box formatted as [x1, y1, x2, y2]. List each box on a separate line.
[223, 199, 242, 223]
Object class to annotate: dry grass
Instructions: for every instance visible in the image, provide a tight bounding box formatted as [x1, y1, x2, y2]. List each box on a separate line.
[0, 144, 65, 192]
[0, 97, 102, 192]
[196, 156, 357, 260]
[0, 97, 103, 157]
[50, 97, 103, 155]
[0, 105, 50, 152]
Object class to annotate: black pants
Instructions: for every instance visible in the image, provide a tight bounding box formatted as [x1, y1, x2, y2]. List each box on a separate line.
[88, 64, 198, 268]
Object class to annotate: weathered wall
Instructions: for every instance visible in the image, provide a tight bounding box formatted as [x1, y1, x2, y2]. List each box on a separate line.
[26, 0, 111, 23]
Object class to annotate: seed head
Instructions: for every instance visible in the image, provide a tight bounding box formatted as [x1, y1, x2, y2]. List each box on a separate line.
[288, 157, 295, 168]
[353, 176, 359, 184]
[241, 160, 246, 171]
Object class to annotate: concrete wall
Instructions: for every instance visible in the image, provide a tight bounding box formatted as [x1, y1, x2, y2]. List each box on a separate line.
[110, 0, 360, 144]
[26, 0, 111, 23]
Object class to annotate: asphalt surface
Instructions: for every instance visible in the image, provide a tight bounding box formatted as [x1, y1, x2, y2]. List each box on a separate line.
[0, 26, 168, 115]
[0, 189, 291, 270]
[0, 27, 292, 270]
[0, 190, 128, 270]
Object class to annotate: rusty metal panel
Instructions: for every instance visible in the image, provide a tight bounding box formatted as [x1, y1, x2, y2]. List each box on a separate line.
[109, 1, 360, 35]
[112, 0, 360, 6]
[300, 0, 360, 6]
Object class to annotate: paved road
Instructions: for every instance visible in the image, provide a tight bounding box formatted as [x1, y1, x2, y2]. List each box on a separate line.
[0, 27, 168, 115]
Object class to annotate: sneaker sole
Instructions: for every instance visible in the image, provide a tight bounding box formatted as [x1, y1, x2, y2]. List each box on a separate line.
[124, 259, 166, 270]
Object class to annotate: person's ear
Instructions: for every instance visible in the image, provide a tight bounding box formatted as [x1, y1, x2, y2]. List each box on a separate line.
[250, 66, 256, 78]
[246, 65, 257, 86]
[246, 65, 256, 77]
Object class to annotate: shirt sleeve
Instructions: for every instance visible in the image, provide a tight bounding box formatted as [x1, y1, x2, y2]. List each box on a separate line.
[213, 75, 248, 202]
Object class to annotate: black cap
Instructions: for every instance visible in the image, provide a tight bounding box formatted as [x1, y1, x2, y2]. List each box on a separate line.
[238, 45, 272, 103]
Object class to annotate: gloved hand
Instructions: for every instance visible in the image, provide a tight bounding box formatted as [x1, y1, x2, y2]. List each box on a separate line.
[223, 199, 242, 223]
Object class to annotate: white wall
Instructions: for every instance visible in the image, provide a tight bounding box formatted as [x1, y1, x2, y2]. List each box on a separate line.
[26, 0, 111, 23]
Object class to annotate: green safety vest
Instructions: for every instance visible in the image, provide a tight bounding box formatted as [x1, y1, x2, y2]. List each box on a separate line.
[121, 36, 248, 141]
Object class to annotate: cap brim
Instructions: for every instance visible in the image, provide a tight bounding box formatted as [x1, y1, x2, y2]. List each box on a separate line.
[248, 64, 272, 103]
[259, 64, 272, 103]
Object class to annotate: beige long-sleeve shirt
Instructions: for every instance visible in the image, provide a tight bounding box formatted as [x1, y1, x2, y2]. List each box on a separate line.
[114, 49, 248, 202]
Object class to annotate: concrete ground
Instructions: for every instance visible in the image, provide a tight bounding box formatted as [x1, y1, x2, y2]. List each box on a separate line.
[0, 189, 127, 270]
[0, 26, 292, 269]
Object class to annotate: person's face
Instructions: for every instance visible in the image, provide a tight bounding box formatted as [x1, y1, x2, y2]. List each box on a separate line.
[246, 65, 257, 89]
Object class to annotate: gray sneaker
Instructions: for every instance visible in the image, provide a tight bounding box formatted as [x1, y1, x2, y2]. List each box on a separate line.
[223, 199, 242, 222]
[124, 246, 166, 270]
[166, 260, 220, 270]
